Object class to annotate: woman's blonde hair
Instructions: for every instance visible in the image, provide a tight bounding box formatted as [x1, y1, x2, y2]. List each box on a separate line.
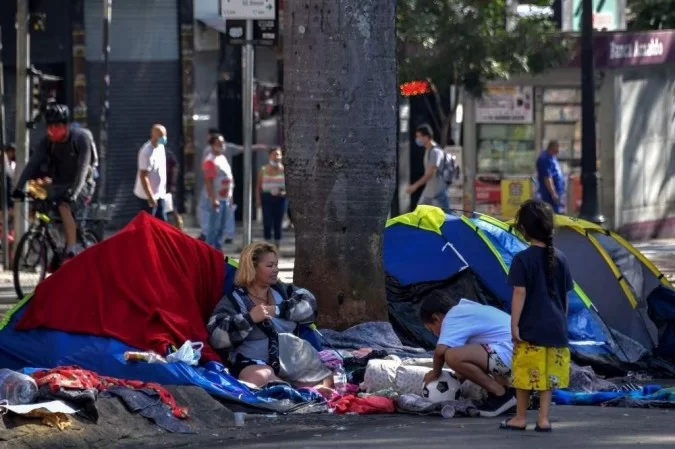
[234, 242, 278, 287]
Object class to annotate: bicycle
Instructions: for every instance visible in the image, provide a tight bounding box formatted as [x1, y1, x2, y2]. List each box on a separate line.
[12, 185, 100, 299]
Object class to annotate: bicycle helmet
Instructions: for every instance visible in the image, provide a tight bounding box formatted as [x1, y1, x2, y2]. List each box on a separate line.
[44, 103, 70, 125]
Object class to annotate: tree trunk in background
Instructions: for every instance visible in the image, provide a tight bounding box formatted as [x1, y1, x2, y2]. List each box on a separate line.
[283, 1, 397, 329]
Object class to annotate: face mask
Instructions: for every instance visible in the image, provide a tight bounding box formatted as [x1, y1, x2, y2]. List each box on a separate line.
[415, 138, 424, 147]
[157, 136, 168, 146]
[47, 126, 68, 143]
[270, 160, 282, 168]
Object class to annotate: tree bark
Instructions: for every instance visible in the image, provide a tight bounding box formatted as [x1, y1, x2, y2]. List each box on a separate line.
[283, 0, 397, 329]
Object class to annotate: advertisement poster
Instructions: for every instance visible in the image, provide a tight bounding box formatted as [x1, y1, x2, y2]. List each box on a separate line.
[475, 86, 534, 124]
[445, 146, 464, 212]
[475, 174, 502, 216]
[501, 177, 534, 219]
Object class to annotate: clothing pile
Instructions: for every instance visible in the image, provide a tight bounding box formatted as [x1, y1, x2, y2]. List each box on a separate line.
[28, 366, 192, 433]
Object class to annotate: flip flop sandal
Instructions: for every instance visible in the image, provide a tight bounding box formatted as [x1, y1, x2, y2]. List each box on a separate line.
[535, 425, 552, 433]
[499, 420, 527, 431]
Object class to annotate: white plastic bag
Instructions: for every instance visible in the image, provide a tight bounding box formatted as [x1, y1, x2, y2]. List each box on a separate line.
[166, 341, 204, 366]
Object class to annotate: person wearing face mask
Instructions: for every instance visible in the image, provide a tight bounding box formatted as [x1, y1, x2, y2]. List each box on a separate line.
[201, 133, 233, 250]
[12, 103, 96, 258]
[133, 124, 168, 221]
[405, 124, 450, 211]
[255, 148, 286, 248]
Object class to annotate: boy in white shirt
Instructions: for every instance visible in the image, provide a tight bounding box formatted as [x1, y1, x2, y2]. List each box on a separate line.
[421, 294, 516, 417]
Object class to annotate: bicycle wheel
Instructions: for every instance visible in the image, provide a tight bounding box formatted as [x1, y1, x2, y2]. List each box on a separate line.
[13, 230, 49, 299]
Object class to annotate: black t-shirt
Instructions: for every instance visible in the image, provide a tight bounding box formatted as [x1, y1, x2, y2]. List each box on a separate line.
[507, 246, 573, 347]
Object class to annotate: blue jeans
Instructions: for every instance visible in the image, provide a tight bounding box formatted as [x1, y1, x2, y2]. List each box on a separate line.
[138, 197, 168, 222]
[198, 192, 210, 237]
[262, 193, 287, 242]
[206, 200, 230, 250]
[225, 203, 237, 240]
[419, 189, 450, 211]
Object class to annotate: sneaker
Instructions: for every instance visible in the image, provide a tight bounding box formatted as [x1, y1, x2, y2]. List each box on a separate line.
[224, 239, 233, 245]
[477, 388, 517, 418]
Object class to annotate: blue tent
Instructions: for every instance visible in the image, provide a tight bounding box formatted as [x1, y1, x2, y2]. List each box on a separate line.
[384, 206, 630, 371]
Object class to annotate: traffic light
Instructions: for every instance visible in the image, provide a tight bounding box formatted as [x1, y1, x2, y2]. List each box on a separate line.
[28, 66, 43, 128]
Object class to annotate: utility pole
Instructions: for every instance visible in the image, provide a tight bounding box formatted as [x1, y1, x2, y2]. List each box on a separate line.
[0, 25, 8, 269]
[241, 19, 254, 247]
[578, 0, 605, 224]
[98, 0, 112, 203]
[14, 0, 30, 244]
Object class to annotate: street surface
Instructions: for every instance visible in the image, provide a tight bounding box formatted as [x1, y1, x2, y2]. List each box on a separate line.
[144, 406, 675, 449]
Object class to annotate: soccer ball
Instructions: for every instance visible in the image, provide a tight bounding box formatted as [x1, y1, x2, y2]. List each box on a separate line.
[423, 370, 461, 403]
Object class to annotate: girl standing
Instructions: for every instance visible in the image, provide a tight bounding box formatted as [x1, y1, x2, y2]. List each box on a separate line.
[256, 148, 287, 248]
[502, 200, 573, 432]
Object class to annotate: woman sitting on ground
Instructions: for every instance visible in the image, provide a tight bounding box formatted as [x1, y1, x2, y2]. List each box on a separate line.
[207, 242, 333, 389]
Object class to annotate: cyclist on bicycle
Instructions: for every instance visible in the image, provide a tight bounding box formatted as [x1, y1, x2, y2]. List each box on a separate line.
[12, 103, 96, 259]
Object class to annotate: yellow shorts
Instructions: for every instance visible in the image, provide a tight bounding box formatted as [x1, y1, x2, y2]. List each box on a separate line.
[512, 342, 570, 391]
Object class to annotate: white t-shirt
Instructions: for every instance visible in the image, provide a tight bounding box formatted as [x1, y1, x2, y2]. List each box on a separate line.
[438, 299, 514, 369]
[202, 153, 233, 201]
[134, 141, 167, 200]
[420, 145, 445, 199]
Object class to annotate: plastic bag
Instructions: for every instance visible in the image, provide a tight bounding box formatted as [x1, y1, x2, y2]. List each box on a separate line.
[166, 341, 204, 366]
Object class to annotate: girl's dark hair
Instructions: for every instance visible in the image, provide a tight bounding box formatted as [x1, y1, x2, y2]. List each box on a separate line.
[419, 291, 459, 323]
[515, 199, 557, 298]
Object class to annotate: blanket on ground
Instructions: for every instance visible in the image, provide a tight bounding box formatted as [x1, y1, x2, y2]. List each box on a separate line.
[16, 212, 226, 362]
[318, 322, 432, 358]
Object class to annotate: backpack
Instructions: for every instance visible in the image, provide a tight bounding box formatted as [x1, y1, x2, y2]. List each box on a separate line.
[429, 146, 460, 185]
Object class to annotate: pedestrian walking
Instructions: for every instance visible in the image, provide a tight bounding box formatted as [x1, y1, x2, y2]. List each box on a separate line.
[501, 199, 572, 432]
[133, 124, 168, 221]
[406, 124, 450, 210]
[201, 133, 232, 250]
[536, 140, 566, 213]
[256, 148, 287, 248]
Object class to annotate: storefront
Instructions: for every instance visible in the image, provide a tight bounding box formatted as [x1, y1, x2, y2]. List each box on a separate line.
[463, 29, 675, 238]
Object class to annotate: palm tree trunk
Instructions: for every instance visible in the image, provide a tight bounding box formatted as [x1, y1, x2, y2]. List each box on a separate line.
[283, 0, 397, 329]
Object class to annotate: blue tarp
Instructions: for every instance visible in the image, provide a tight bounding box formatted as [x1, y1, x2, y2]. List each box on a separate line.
[0, 306, 267, 404]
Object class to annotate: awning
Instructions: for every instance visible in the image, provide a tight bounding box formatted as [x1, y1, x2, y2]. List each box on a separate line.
[195, 15, 226, 34]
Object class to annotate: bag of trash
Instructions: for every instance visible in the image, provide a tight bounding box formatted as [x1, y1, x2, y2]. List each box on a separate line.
[166, 341, 204, 366]
[0, 369, 38, 405]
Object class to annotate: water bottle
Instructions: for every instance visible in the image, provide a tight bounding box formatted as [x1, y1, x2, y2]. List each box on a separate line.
[0, 369, 38, 405]
[333, 365, 347, 394]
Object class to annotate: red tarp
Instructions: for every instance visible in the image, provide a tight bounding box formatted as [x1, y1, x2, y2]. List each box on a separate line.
[16, 212, 226, 362]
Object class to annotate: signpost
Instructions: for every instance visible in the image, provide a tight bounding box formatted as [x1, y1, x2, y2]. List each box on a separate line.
[0, 25, 8, 269]
[220, 0, 278, 247]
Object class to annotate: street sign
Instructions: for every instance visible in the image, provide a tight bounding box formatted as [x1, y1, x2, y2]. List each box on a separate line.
[225, 18, 278, 46]
[221, 0, 275, 20]
[562, 0, 626, 32]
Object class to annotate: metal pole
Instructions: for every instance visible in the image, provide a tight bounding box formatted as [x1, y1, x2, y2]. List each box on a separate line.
[13, 0, 30, 245]
[242, 19, 254, 246]
[98, 0, 111, 203]
[0, 25, 9, 269]
[578, 0, 605, 224]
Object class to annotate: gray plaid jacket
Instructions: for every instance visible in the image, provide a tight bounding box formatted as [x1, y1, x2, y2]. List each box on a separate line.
[206, 282, 318, 356]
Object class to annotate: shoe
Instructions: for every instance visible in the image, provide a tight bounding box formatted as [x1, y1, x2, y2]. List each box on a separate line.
[499, 419, 526, 431]
[224, 239, 233, 245]
[477, 388, 517, 418]
[197, 234, 206, 241]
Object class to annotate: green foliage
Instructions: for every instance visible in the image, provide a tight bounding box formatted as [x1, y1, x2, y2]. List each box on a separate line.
[628, 0, 675, 30]
[397, 0, 570, 102]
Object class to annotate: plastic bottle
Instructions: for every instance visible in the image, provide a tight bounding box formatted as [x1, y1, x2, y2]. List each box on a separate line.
[333, 365, 347, 394]
[0, 369, 38, 405]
